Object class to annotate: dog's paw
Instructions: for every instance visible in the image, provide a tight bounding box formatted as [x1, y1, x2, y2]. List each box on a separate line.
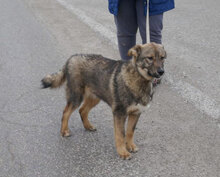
[85, 125, 97, 131]
[117, 148, 131, 160]
[61, 129, 71, 137]
[126, 143, 139, 153]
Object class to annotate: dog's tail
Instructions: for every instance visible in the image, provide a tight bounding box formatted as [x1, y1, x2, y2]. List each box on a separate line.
[41, 66, 66, 89]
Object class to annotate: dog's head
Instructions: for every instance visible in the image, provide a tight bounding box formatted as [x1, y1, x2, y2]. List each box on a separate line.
[128, 43, 167, 80]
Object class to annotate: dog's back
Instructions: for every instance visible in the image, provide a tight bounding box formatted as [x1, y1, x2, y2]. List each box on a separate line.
[66, 54, 122, 105]
[42, 54, 123, 105]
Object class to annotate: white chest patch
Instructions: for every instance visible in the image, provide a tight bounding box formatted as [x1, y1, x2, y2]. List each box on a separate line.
[137, 103, 151, 113]
[127, 103, 151, 115]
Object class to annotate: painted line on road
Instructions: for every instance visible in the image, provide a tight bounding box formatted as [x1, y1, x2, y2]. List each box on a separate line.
[56, 0, 117, 47]
[166, 74, 220, 119]
[55, 0, 220, 120]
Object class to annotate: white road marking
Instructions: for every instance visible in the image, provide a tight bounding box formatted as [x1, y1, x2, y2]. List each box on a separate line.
[166, 74, 220, 119]
[55, 0, 220, 120]
[56, 0, 117, 47]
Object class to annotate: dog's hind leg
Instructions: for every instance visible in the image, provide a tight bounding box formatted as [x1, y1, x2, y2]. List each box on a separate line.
[61, 84, 83, 136]
[60, 102, 76, 137]
[79, 95, 100, 131]
[126, 113, 140, 153]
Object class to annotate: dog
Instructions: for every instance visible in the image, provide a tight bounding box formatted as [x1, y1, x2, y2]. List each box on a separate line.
[41, 42, 166, 159]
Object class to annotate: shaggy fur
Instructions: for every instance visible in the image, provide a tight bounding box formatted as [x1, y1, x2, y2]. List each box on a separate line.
[41, 43, 166, 159]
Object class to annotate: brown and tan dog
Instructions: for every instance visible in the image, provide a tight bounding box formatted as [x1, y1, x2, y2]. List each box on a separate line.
[41, 43, 166, 159]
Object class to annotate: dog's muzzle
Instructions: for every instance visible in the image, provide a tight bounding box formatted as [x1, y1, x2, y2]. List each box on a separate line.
[148, 68, 164, 78]
[157, 68, 164, 76]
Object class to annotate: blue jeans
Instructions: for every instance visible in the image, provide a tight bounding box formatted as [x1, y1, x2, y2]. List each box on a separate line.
[114, 0, 163, 60]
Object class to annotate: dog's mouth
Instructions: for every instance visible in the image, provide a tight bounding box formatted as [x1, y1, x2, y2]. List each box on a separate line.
[147, 71, 161, 78]
[139, 67, 163, 79]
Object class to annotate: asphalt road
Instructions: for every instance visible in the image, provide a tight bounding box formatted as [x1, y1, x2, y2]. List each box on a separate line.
[0, 0, 219, 176]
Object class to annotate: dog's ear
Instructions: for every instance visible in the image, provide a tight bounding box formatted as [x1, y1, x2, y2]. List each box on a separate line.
[128, 45, 142, 66]
[158, 44, 164, 49]
[164, 50, 167, 59]
[158, 44, 167, 59]
[128, 45, 142, 58]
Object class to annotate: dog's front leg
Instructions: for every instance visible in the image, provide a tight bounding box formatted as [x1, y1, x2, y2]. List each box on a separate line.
[113, 114, 131, 159]
[126, 113, 140, 153]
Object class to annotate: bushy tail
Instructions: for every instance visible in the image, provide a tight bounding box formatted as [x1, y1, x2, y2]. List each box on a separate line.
[41, 66, 66, 89]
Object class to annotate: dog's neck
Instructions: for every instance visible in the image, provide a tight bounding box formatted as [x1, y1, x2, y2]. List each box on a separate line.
[124, 61, 152, 84]
[122, 62, 153, 105]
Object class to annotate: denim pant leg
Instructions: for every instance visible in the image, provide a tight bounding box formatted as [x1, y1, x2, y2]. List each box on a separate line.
[136, 0, 147, 44]
[149, 14, 163, 44]
[136, 0, 163, 44]
[137, 12, 163, 44]
[114, 0, 138, 60]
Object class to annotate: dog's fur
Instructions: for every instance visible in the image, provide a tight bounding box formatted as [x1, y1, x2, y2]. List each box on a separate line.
[41, 43, 166, 159]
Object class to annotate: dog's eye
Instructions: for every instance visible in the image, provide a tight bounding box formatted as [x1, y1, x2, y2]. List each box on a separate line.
[161, 56, 166, 60]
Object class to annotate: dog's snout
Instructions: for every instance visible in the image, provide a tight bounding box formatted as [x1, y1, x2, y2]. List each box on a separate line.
[157, 68, 164, 76]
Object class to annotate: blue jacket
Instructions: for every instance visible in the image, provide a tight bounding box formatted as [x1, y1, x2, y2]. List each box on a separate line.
[108, 0, 175, 16]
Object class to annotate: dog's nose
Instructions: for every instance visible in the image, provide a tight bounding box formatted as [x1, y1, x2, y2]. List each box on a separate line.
[157, 68, 164, 76]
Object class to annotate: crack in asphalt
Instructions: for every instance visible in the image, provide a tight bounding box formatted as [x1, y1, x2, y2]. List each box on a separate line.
[0, 106, 46, 114]
[0, 115, 48, 128]
[15, 92, 29, 102]
[6, 139, 26, 177]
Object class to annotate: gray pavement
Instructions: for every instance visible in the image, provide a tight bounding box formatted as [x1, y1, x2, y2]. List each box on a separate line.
[0, 0, 219, 176]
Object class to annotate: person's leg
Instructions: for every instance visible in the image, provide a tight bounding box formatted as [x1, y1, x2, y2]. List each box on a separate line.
[136, 0, 163, 44]
[149, 13, 163, 44]
[150, 14, 164, 86]
[114, 0, 138, 60]
[136, 0, 146, 44]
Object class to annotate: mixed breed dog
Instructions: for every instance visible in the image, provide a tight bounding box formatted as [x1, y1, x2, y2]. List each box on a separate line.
[41, 43, 166, 159]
